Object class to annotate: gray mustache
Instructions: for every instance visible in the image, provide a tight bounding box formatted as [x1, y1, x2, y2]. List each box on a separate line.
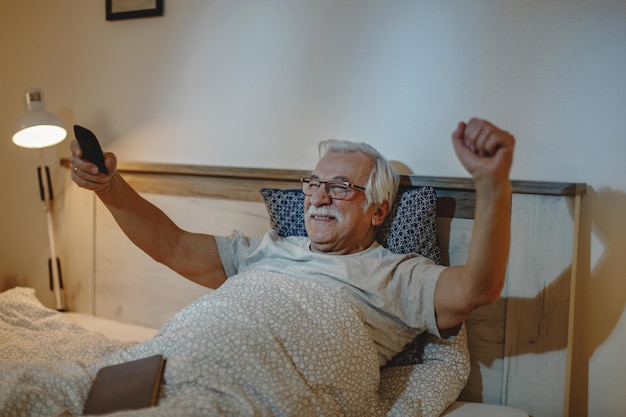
[306, 205, 344, 221]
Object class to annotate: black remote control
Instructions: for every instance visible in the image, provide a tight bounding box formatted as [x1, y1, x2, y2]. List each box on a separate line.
[73, 125, 108, 175]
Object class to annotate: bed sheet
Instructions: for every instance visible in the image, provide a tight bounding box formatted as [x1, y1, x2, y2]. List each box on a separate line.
[0, 274, 384, 416]
[1, 277, 476, 417]
[65, 305, 530, 417]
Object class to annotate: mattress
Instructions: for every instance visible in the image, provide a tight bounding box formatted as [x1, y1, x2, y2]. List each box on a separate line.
[442, 401, 530, 417]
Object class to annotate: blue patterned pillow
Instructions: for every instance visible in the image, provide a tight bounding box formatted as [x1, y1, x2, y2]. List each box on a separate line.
[376, 187, 441, 264]
[260, 189, 307, 237]
[260, 187, 441, 263]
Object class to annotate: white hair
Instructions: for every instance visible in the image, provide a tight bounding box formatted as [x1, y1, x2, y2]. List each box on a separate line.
[317, 139, 399, 211]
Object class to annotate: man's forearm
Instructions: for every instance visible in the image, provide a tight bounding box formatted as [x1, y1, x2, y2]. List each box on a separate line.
[463, 179, 512, 306]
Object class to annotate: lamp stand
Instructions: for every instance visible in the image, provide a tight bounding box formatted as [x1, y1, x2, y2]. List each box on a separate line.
[38, 150, 66, 311]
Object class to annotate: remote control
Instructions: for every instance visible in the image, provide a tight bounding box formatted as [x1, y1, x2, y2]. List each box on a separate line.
[73, 125, 108, 174]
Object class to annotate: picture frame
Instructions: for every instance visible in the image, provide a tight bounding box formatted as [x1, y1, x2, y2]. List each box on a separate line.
[106, 0, 164, 21]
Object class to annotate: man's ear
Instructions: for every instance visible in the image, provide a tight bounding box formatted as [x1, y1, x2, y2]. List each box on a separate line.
[371, 201, 390, 227]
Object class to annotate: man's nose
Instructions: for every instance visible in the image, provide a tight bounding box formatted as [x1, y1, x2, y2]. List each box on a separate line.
[310, 185, 332, 206]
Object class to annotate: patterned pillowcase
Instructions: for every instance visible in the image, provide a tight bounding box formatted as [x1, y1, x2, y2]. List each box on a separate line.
[376, 187, 441, 263]
[374, 324, 471, 417]
[260, 187, 441, 263]
[259, 189, 308, 237]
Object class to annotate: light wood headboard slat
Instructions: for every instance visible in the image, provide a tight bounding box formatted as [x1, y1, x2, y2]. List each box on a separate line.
[403, 175, 586, 197]
[60, 159, 586, 197]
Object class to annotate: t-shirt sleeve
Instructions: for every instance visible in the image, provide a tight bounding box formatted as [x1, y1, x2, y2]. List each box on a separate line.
[395, 256, 447, 338]
[215, 230, 262, 278]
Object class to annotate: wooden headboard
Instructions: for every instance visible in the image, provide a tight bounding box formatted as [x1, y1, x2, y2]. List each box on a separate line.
[60, 159, 585, 417]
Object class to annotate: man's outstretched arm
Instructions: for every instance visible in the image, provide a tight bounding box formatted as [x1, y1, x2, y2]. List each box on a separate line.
[434, 118, 515, 331]
[70, 141, 228, 289]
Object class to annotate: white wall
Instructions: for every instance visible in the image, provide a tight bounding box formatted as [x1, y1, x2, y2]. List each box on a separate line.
[0, 1, 624, 416]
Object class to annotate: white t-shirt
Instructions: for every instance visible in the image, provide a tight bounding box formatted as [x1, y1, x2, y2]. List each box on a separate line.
[216, 230, 446, 365]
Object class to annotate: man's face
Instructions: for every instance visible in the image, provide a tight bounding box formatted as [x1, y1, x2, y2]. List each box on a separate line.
[305, 151, 383, 255]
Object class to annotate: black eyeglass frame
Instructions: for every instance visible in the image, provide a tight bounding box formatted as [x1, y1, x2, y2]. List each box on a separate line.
[300, 178, 366, 200]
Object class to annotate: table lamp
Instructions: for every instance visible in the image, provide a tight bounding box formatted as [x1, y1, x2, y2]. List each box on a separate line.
[12, 88, 67, 311]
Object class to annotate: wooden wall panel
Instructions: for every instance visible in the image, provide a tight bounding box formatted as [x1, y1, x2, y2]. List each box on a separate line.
[504, 194, 576, 417]
[61, 174, 96, 314]
[94, 193, 270, 328]
[440, 216, 506, 405]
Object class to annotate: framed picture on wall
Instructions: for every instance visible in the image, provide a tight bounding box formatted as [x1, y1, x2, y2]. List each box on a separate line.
[106, 0, 164, 21]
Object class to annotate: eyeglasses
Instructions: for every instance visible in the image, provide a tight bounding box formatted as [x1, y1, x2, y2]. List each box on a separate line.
[301, 178, 366, 200]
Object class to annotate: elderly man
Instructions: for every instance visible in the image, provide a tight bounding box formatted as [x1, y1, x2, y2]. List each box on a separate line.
[70, 117, 514, 366]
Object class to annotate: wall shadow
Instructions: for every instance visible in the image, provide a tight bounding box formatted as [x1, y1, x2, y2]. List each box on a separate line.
[461, 186, 626, 415]
[568, 186, 626, 417]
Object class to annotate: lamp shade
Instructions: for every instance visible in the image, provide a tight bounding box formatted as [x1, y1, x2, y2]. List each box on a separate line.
[12, 88, 67, 149]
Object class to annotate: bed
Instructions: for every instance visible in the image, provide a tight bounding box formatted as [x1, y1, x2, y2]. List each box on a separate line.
[0, 159, 585, 417]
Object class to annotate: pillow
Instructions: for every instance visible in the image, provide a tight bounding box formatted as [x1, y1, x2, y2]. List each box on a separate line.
[260, 187, 441, 264]
[372, 324, 471, 417]
[376, 187, 441, 263]
[259, 189, 307, 238]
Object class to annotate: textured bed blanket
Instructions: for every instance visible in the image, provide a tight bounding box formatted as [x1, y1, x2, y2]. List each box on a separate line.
[0, 272, 469, 417]
[0, 271, 381, 416]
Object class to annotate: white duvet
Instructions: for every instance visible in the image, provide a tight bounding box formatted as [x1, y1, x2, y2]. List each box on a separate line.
[0, 271, 469, 417]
